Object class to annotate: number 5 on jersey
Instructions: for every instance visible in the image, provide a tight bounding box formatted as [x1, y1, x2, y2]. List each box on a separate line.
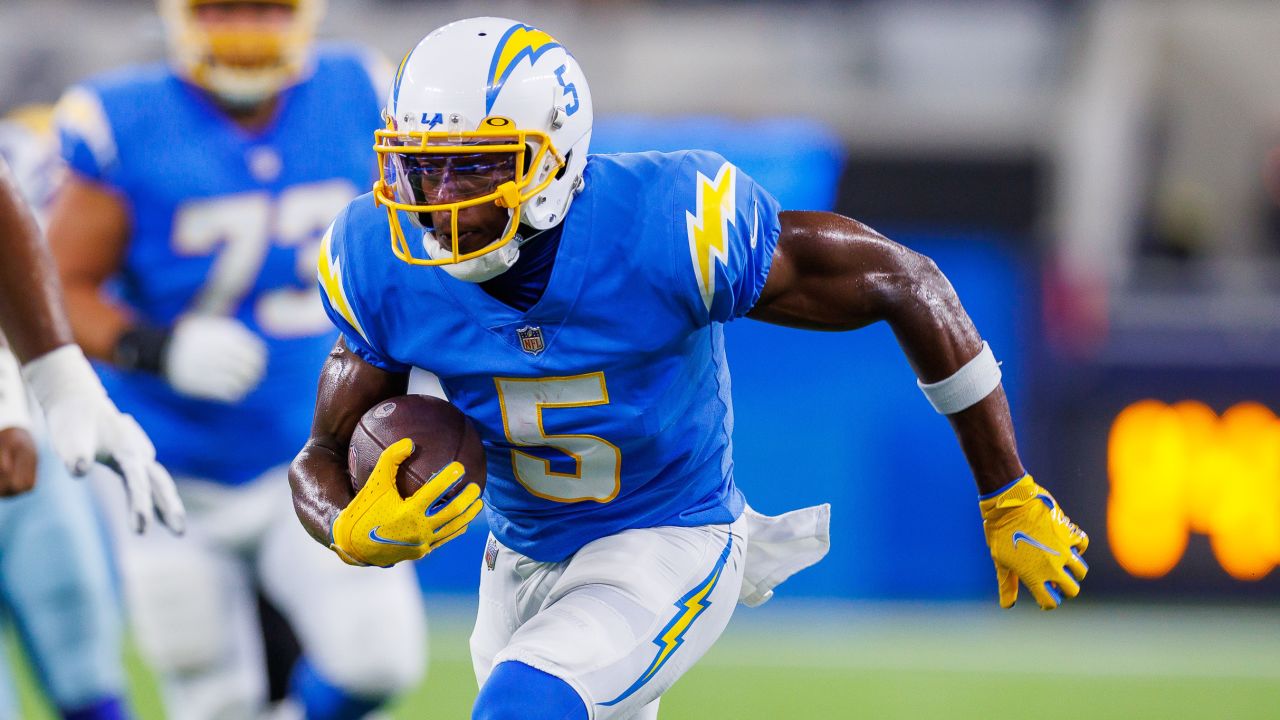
[494, 372, 621, 503]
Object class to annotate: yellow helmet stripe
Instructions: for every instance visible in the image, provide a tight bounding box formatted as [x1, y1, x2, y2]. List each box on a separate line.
[485, 23, 561, 114]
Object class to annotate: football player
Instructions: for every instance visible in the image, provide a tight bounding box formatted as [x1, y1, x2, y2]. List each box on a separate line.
[47, 2, 426, 718]
[0, 108, 183, 720]
[292, 17, 1090, 720]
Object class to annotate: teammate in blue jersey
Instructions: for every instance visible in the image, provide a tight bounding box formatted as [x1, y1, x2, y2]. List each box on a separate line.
[292, 17, 1091, 720]
[0, 109, 184, 720]
[47, 2, 426, 718]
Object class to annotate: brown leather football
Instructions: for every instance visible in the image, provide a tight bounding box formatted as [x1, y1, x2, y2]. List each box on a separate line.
[348, 394, 486, 500]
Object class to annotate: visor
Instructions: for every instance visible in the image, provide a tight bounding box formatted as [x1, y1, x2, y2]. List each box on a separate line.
[373, 116, 564, 266]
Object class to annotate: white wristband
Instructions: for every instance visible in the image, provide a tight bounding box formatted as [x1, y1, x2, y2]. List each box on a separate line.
[0, 345, 31, 432]
[917, 341, 1002, 415]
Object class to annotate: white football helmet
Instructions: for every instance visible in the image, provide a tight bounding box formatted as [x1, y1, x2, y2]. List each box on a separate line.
[159, 0, 326, 107]
[374, 17, 593, 281]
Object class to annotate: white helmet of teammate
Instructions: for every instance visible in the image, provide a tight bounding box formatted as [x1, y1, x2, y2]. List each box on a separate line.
[374, 17, 593, 282]
[159, 0, 326, 107]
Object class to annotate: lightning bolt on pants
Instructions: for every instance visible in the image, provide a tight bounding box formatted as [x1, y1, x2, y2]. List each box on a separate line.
[471, 515, 748, 720]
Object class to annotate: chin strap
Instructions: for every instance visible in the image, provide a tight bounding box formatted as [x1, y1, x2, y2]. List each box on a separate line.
[514, 226, 548, 248]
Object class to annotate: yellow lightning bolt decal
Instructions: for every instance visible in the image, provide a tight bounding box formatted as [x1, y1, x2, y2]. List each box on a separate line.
[316, 223, 369, 343]
[491, 27, 559, 87]
[599, 536, 732, 708]
[54, 87, 117, 170]
[647, 563, 723, 676]
[485, 24, 562, 113]
[685, 162, 737, 313]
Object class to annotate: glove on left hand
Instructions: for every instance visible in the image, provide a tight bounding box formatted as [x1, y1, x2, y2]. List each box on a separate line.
[23, 344, 186, 534]
[330, 438, 483, 567]
[980, 475, 1088, 610]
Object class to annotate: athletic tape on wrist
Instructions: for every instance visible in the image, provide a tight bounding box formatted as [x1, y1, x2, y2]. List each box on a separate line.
[21, 344, 108, 419]
[0, 346, 31, 432]
[916, 341, 1002, 415]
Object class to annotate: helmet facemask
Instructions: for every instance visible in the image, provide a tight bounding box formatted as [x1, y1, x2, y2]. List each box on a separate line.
[161, 0, 324, 108]
[377, 18, 593, 279]
[373, 114, 566, 282]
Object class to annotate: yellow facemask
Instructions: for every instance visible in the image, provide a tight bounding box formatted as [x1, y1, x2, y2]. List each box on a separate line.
[161, 0, 323, 106]
[372, 115, 566, 268]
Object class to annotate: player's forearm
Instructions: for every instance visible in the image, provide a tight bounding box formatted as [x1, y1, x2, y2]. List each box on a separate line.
[756, 212, 1026, 493]
[290, 441, 354, 545]
[291, 338, 409, 545]
[0, 165, 74, 362]
[942, 389, 1025, 494]
[880, 257, 1025, 494]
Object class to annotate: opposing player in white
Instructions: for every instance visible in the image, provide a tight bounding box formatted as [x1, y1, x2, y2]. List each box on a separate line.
[0, 109, 184, 720]
[47, 2, 428, 718]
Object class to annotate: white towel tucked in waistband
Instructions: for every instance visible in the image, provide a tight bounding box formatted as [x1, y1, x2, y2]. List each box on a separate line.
[738, 503, 831, 608]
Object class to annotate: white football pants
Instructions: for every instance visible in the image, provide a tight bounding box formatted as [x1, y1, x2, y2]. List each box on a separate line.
[471, 515, 748, 720]
[94, 464, 427, 720]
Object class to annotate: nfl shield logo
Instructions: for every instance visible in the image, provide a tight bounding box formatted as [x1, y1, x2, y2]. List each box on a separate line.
[484, 536, 499, 571]
[516, 325, 545, 355]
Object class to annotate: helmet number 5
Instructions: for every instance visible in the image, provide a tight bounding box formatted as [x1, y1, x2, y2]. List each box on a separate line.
[554, 65, 580, 117]
[494, 372, 620, 503]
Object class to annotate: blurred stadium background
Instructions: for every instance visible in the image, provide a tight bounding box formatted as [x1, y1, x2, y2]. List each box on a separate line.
[5, 0, 1280, 717]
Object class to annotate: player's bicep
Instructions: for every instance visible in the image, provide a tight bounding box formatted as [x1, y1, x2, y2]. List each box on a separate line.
[749, 210, 929, 330]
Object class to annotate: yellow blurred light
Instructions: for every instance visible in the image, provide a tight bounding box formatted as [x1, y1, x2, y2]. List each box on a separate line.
[1107, 400, 1280, 581]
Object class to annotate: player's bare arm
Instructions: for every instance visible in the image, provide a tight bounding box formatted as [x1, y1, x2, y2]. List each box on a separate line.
[290, 337, 407, 545]
[751, 210, 1022, 494]
[752, 210, 1088, 609]
[45, 173, 134, 360]
[48, 171, 267, 403]
[0, 158, 184, 528]
[0, 158, 76, 362]
[290, 338, 483, 567]
[0, 160, 56, 494]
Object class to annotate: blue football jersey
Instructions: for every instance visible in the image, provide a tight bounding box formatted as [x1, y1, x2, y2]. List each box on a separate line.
[320, 150, 783, 561]
[57, 44, 388, 485]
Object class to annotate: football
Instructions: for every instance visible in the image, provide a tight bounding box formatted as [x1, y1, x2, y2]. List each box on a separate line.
[348, 394, 487, 500]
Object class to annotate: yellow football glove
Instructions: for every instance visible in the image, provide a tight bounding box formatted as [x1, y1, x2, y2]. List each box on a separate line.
[330, 438, 483, 568]
[980, 475, 1089, 610]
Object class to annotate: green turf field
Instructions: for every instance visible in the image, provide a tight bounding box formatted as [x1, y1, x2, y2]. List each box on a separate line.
[12, 599, 1280, 719]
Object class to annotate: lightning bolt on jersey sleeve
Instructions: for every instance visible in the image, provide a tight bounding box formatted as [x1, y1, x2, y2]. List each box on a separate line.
[0, 109, 64, 223]
[316, 204, 411, 374]
[55, 85, 120, 186]
[672, 150, 782, 325]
